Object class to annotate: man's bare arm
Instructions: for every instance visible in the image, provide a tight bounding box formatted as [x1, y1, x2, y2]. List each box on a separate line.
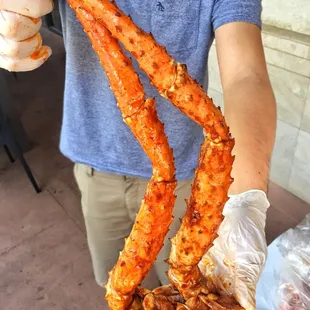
[215, 22, 277, 194]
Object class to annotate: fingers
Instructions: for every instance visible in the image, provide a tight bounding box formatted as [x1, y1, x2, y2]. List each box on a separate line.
[0, 46, 52, 72]
[0, 33, 42, 58]
[234, 263, 258, 310]
[0, 1, 54, 72]
[0, 0, 54, 18]
[0, 10, 42, 41]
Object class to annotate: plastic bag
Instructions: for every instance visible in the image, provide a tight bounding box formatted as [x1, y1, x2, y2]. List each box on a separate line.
[256, 213, 310, 310]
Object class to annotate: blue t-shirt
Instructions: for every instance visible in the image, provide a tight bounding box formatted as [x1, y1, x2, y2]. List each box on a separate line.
[58, 0, 261, 180]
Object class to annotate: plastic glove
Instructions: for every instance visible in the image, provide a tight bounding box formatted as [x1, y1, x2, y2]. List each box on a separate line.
[199, 190, 270, 310]
[0, 0, 53, 71]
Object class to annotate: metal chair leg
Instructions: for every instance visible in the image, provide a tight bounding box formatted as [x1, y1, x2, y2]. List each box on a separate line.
[16, 149, 41, 194]
[3, 144, 15, 163]
[5, 130, 41, 194]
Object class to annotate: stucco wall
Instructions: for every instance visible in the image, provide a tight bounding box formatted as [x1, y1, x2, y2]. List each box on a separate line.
[206, 2, 310, 203]
[262, 0, 310, 36]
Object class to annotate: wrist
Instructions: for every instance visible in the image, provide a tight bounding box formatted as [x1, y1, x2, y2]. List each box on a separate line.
[226, 189, 270, 213]
[229, 157, 270, 195]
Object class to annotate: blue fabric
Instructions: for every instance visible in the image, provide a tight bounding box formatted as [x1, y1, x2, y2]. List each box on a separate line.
[58, 0, 262, 180]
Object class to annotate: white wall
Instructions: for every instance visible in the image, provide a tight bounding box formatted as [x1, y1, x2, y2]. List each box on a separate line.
[262, 0, 310, 36]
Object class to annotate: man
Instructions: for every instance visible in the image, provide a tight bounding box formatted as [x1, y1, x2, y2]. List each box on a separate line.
[0, 0, 276, 308]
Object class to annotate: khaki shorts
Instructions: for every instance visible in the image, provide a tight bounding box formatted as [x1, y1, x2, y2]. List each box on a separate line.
[74, 163, 192, 289]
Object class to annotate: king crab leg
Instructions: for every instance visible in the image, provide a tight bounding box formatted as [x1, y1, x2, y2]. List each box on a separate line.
[68, 4, 177, 309]
[67, 1, 241, 309]
[68, 0, 234, 300]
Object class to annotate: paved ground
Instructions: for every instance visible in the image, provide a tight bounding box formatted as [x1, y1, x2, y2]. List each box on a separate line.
[0, 29, 309, 310]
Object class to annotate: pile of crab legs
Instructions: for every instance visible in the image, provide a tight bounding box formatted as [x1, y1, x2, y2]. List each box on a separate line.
[67, 1, 241, 309]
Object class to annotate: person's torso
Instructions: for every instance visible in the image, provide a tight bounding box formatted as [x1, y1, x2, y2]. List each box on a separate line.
[58, 0, 215, 180]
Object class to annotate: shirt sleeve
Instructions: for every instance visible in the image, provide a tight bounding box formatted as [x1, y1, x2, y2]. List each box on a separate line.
[212, 0, 262, 31]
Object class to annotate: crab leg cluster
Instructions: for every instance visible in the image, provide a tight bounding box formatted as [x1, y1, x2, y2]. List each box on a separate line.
[67, 1, 239, 309]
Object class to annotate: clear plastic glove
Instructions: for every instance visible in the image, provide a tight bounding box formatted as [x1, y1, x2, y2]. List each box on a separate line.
[199, 190, 270, 310]
[0, 0, 54, 71]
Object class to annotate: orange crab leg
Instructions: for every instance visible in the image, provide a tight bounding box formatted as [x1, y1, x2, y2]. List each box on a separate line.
[68, 0, 235, 302]
[168, 139, 234, 299]
[68, 5, 177, 309]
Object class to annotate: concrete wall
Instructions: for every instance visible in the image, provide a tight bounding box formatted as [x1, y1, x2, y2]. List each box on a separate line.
[262, 0, 310, 36]
[206, 1, 310, 203]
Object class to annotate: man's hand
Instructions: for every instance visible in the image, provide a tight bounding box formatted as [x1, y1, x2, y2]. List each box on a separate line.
[199, 190, 270, 310]
[0, 0, 54, 71]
